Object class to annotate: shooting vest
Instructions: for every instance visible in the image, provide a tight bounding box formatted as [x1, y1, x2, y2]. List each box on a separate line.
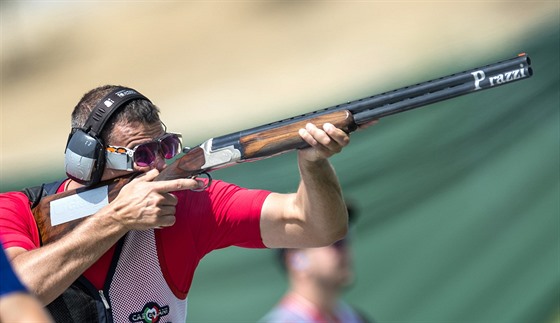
[23, 182, 187, 323]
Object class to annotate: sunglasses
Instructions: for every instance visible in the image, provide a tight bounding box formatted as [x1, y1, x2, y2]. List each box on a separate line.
[106, 133, 182, 170]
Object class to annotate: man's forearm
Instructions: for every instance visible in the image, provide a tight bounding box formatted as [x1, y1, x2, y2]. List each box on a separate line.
[7, 209, 126, 304]
[295, 156, 348, 247]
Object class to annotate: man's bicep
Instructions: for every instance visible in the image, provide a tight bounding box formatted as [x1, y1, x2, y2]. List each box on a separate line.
[259, 192, 307, 248]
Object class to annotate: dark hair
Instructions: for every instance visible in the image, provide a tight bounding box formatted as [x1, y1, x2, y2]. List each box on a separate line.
[70, 84, 162, 143]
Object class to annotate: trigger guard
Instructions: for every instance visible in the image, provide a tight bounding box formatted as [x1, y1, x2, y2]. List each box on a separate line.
[190, 172, 212, 192]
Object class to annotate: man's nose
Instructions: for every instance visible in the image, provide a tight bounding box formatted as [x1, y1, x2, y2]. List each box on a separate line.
[152, 154, 167, 171]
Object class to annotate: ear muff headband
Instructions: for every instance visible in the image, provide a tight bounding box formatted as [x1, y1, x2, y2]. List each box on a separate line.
[64, 87, 150, 186]
[83, 88, 149, 137]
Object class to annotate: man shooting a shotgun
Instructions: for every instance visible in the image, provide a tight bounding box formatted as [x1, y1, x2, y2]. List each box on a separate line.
[0, 54, 531, 322]
[0, 85, 357, 322]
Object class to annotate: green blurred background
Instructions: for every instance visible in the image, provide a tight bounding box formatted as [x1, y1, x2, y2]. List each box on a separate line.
[1, 2, 558, 322]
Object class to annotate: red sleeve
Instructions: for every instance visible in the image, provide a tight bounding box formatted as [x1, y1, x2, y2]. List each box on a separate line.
[160, 178, 271, 259]
[157, 180, 271, 296]
[178, 179, 270, 254]
[0, 192, 40, 250]
[206, 180, 271, 250]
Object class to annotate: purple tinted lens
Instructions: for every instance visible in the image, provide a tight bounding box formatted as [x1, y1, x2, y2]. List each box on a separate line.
[160, 135, 181, 159]
[134, 142, 159, 166]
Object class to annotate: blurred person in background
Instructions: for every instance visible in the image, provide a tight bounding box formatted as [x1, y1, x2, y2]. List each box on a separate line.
[260, 203, 372, 323]
[0, 85, 370, 322]
[0, 241, 54, 323]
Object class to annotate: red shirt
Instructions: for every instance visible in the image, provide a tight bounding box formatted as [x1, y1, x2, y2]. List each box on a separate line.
[0, 179, 270, 297]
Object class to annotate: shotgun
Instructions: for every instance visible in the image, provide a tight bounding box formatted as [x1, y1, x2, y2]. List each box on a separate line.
[31, 53, 533, 245]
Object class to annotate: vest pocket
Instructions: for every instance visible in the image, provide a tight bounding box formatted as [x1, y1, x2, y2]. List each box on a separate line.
[47, 280, 107, 323]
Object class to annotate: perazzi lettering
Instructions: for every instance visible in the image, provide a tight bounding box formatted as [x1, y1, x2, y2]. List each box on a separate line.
[471, 64, 528, 90]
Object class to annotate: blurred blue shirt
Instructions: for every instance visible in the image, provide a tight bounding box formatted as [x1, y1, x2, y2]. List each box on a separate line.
[0, 247, 26, 296]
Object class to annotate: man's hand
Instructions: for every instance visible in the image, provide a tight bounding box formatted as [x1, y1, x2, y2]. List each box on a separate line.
[297, 123, 350, 162]
[297, 120, 378, 162]
[107, 169, 201, 231]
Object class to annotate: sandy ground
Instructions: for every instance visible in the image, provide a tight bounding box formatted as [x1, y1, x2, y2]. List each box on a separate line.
[1, 1, 558, 186]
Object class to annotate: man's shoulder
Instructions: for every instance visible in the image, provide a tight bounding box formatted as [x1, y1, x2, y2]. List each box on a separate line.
[258, 306, 310, 323]
[0, 191, 39, 250]
[0, 191, 31, 209]
[19, 179, 66, 209]
[338, 300, 373, 323]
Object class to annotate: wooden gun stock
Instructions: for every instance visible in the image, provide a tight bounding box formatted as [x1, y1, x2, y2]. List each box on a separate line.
[240, 110, 357, 160]
[32, 177, 133, 245]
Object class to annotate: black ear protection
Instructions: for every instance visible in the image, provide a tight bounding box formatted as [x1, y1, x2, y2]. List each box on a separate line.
[64, 87, 150, 186]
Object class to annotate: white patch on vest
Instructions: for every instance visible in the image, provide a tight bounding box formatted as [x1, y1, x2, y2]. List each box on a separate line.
[50, 185, 109, 226]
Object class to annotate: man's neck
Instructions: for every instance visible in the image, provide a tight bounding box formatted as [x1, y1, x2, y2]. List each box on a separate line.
[289, 283, 340, 318]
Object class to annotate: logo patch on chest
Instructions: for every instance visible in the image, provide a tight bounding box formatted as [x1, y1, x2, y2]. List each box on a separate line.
[129, 302, 170, 323]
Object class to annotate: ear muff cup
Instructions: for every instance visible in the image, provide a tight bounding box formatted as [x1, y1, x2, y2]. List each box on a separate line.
[64, 129, 106, 186]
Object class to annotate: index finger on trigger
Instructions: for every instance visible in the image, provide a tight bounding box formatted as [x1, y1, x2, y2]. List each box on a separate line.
[153, 178, 201, 193]
[133, 168, 160, 182]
